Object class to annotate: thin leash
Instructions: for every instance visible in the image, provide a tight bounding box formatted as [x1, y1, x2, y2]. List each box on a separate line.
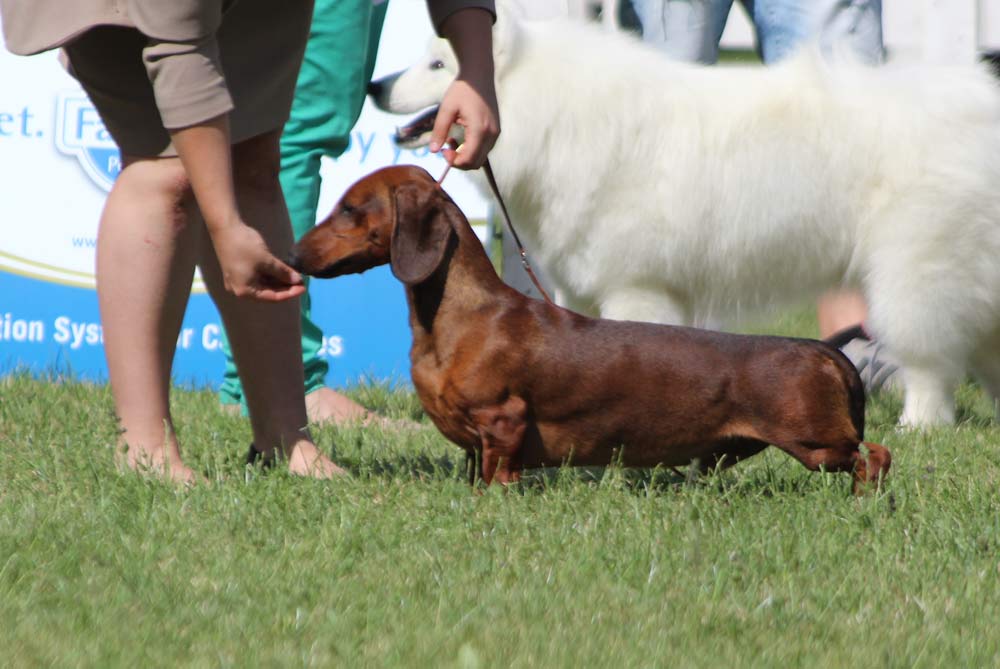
[437, 150, 555, 305]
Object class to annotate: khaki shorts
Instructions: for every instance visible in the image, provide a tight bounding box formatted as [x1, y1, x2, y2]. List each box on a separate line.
[61, 0, 313, 157]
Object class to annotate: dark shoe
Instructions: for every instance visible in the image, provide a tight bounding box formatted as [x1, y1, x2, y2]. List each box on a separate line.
[245, 443, 276, 470]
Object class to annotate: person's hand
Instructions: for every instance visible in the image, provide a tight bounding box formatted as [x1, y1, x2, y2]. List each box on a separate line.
[210, 223, 305, 301]
[432, 7, 500, 170]
[430, 75, 500, 169]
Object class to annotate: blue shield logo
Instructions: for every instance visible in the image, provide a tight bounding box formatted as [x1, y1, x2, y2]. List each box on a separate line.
[55, 94, 121, 192]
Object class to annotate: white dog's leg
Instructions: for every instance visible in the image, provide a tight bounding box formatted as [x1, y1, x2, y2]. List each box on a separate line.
[557, 290, 600, 318]
[600, 285, 691, 326]
[898, 363, 959, 427]
[971, 333, 1000, 422]
[865, 262, 971, 427]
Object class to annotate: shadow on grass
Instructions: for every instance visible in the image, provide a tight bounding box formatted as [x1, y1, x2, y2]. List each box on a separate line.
[321, 444, 873, 500]
[340, 450, 464, 482]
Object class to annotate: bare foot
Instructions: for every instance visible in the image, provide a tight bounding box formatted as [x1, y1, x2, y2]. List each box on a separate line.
[305, 387, 372, 425]
[285, 439, 348, 479]
[228, 387, 423, 429]
[222, 391, 360, 422]
[118, 443, 202, 485]
[220, 403, 241, 417]
[305, 386, 426, 430]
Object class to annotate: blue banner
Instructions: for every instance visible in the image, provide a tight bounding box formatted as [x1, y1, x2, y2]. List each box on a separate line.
[0, 268, 412, 389]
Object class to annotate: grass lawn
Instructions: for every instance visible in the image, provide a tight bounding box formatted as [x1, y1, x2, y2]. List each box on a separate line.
[2, 309, 999, 667]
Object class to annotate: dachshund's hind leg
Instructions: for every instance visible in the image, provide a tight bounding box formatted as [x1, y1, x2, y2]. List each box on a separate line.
[471, 397, 528, 486]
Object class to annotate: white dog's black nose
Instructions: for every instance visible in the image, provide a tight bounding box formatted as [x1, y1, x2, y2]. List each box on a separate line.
[367, 79, 384, 99]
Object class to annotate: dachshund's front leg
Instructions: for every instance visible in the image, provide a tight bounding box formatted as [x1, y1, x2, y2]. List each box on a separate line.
[471, 397, 528, 486]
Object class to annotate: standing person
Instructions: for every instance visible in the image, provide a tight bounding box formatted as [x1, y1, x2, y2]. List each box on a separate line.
[629, 0, 897, 391]
[0, 0, 499, 482]
[218, 0, 394, 425]
[631, 0, 884, 66]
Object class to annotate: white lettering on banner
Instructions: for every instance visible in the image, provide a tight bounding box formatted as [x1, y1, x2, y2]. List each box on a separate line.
[52, 316, 103, 349]
[344, 130, 434, 166]
[319, 335, 344, 357]
[0, 312, 229, 352]
[72, 104, 111, 144]
[352, 131, 376, 163]
[202, 324, 221, 351]
[176, 328, 194, 349]
[55, 93, 120, 192]
[0, 313, 45, 342]
[0, 107, 40, 138]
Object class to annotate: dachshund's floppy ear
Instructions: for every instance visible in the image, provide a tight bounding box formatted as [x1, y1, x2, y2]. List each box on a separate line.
[390, 182, 454, 285]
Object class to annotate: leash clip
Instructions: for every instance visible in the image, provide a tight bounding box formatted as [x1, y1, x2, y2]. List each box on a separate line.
[435, 140, 554, 305]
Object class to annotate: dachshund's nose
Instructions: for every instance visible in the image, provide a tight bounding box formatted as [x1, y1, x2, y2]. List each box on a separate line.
[367, 79, 383, 99]
[285, 247, 304, 273]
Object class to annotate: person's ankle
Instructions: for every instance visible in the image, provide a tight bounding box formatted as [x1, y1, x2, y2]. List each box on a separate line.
[119, 441, 199, 484]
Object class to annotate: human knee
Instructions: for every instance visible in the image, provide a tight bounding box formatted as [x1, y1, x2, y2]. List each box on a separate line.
[118, 156, 195, 222]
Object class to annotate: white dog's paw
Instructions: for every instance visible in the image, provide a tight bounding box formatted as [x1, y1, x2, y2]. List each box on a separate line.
[897, 403, 956, 428]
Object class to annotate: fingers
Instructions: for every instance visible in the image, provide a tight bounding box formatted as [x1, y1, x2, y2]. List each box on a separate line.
[223, 257, 305, 302]
[452, 120, 489, 169]
[225, 279, 304, 302]
[250, 283, 306, 302]
[251, 258, 304, 302]
[264, 257, 303, 289]
[440, 137, 460, 166]
[430, 97, 459, 157]
[430, 79, 500, 170]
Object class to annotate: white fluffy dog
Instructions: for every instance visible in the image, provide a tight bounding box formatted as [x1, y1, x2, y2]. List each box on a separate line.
[369, 6, 1000, 427]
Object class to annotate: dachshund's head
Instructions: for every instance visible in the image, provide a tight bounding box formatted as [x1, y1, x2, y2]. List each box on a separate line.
[288, 165, 458, 285]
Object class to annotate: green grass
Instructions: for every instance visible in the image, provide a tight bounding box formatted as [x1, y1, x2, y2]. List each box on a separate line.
[2, 310, 999, 667]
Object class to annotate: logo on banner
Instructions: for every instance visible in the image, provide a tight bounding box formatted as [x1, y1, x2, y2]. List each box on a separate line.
[55, 94, 120, 192]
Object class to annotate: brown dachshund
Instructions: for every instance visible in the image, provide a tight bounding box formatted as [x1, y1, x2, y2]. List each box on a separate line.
[289, 165, 891, 494]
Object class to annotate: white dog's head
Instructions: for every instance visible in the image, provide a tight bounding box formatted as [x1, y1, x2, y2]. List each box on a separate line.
[368, 2, 522, 148]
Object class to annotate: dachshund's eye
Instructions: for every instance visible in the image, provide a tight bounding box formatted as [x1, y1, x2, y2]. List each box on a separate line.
[429, 59, 445, 71]
[340, 203, 356, 215]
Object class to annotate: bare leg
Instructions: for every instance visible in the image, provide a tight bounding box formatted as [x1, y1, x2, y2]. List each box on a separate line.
[96, 156, 200, 483]
[196, 130, 343, 477]
[817, 289, 868, 339]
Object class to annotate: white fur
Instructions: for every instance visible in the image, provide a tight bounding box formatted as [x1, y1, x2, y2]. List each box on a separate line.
[371, 8, 1000, 427]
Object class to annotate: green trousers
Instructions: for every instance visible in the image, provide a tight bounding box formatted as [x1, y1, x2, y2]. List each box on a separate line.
[218, 0, 389, 411]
